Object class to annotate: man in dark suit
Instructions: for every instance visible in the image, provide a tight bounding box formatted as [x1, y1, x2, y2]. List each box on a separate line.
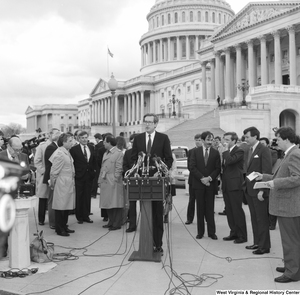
[185, 133, 202, 225]
[123, 133, 139, 232]
[43, 128, 61, 229]
[91, 133, 104, 198]
[190, 131, 221, 240]
[243, 126, 272, 254]
[222, 132, 247, 244]
[131, 113, 173, 254]
[256, 127, 300, 283]
[70, 131, 96, 224]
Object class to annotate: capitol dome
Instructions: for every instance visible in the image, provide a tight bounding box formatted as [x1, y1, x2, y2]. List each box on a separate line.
[140, 0, 235, 75]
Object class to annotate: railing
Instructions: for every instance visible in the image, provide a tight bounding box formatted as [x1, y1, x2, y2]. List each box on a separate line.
[157, 113, 190, 119]
[251, 84, 300, 94]
[218, 102, 269, 110]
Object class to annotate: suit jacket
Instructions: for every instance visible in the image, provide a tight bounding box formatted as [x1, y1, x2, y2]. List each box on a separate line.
[0, 150, 30, 177]
[131, 131, 173, 169]
[244, 142, 272, 197]
[239, 142, 250, 174]
[188, 147, 197, 185]
[262, 146, 300, 217]
[222, 146, 244, 192]
[70, 144, 96, 180]
[190, 146, 221, 190]
[43, 142, 58, 184]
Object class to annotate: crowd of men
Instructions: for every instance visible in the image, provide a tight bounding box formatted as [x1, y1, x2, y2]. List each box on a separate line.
[0, 122, 300, 284]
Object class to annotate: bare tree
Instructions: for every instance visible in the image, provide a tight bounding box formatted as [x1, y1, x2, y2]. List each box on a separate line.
[1, 123, 26, 137]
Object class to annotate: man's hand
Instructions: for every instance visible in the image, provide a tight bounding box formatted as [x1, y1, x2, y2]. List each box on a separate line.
[254, 172, 263, 181]
[201, 177, 211, 186]
[257, 191, 264, 201]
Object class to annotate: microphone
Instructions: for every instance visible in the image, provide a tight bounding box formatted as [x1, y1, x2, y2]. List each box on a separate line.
[146, 153, 151, 175]
[136, 152, 145, 173]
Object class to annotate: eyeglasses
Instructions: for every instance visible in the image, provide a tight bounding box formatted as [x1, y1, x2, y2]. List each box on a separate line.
[143, 121, 155, 125]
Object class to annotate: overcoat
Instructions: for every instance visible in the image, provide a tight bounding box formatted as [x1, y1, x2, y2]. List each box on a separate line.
[98, 147, 124, 208]
[49, 147, 75, 210]
[34, 140, 51, 198]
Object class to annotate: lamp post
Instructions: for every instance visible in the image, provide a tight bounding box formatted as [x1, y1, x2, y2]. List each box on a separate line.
[237, 79, 250, 106]
[169, 94, 179, 117]
[108, 73, 118, 136]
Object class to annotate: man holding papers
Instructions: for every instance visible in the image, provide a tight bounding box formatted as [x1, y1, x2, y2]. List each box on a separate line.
[243, 126, 272, 255]
[254, 127, 300, 283]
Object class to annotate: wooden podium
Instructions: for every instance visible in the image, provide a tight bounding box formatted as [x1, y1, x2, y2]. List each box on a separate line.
[126, 177, 166, 263]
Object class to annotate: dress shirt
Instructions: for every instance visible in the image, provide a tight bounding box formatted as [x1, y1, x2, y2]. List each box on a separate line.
[80, 144, 90, 161]
[146, 131, 156, 150]
[283, 144, 295, 158]
[251, 141, 259, 153]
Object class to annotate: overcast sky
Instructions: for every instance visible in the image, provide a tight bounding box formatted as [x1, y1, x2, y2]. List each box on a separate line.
[0, 0, 263, 128]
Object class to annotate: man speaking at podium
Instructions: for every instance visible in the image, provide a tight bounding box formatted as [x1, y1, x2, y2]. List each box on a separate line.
[131, 113, 173, 254]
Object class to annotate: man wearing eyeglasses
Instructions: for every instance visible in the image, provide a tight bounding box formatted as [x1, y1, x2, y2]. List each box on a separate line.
[131, 113, 173, 254]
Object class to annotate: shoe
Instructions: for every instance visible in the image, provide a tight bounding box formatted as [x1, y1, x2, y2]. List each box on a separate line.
[103, 217, 108, 222]
[50, 225, 55, 230]
[218, 211, 226, 216]
[223, 235, 237, 241]
[269, 225, 276, 230]
[274, 275, 294, 283]
[185, 221, 192, 225]
[57, 231, 70, 237]
[154, 247, 164, 255]
[253, 248, 270, 255]
[89, 212, 93, 216]
[208, 234, 218, 240]
[276, 267, 285, 273]
[245, 244, 258, 250]
[65, 228, 75, 233]
[196, 235, 203, 239]
[83, 218, 93, 223]
[126, 228, 136, 233]
[109, 226, 121, 231]
[102, 224, 111, 228]
[78, 220, 83, 224]
[234, 238, 247, 244]
[38, 222, 45, 226]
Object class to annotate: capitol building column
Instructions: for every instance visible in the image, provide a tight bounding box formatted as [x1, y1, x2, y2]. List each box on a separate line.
[136, 92, 140, 121]
[201, 62, 207, 100]
[132, 92, 136, 122]
[168, 38, 171, 61]
[100, 99, 103, 123]
[147, 43, 151, 65]
[91, 101, 95, 124]
[160, 39, 163, 62]
[273, 30, 282, 85]
[215, 52, 221, 98]
[124, 95, 127, 123]
[176, 36, 180, 60]
[210, 59, 215, 100]
[247, 40, 255, 89]
[153, 41, 157, 63]
[225, 47, 232, 102]
[259, 35, 268, 85]
[287, 26, 297, 85]
[186, 36, 190, 59]
[235, 44, 243, 102]
[107, 97, 111, 124]
[141, 46, 144, 67]
[128, 93, 132, 123]
[104, 98, 107, 123]
[140, 91, 145, 120]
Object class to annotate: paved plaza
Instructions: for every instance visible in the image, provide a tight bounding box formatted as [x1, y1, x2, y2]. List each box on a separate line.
[0, 188, 299, 295]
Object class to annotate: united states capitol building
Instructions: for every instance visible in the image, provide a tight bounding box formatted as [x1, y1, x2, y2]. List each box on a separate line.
[30, 0, 300, 146]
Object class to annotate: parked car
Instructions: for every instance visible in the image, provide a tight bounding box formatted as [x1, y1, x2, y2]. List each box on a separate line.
[171, 146, 189, 187]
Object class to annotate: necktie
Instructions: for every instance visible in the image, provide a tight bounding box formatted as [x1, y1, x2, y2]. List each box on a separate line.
[204, 148, 209, 166]
[147, 134, 152, 154]
[247, 147, 253, 165]
[83, 145, 88, 162]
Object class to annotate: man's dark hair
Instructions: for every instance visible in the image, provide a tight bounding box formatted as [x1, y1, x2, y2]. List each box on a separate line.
[143, 113, 159, 124]
[259, 137, 270, 145]
[102, 133, 113, 141]
[295, 135, 300, 146]
[194, 133, 202, 140]
[241, 135, 246, 142]
[200, 131, 214, 141]
[275, 127, 296, 143]
[119, 132, 124, 137]
[105, 135, 117, 146]
[215, 136, 221, 141]
[243, 126, 260, 140]
[223, 132, 238, 143]
[57, 132, 73, 147]
[94, 133, 102, 140]
[78, 131, 88, 137]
